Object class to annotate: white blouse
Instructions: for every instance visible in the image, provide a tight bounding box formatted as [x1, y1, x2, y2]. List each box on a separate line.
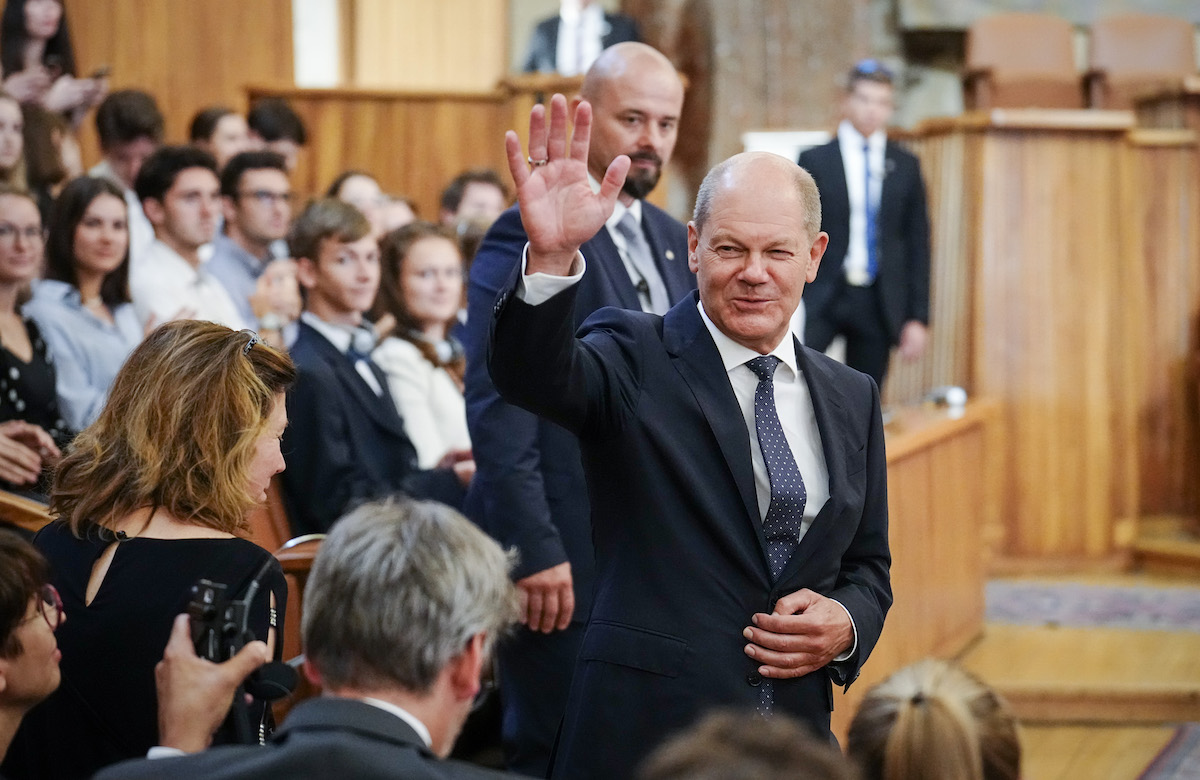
[372, 336, 470, 468]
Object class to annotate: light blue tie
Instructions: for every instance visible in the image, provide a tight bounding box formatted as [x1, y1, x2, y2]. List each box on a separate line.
[614, 212, 670, 315]
[745, 355, 807, 716]
[864, 142, 878, 282]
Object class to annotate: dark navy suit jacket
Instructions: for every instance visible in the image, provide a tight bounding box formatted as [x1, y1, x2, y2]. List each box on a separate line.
[281, 321, 463, 536]
[489, 286, 892, 780]
[799, 138, 931, 344]
[522, 12, 640, 73]
[464, 203, 693, 619]
[95, 697, 515, 779]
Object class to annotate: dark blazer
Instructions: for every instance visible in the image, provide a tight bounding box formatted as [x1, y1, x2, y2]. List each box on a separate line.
[489, 286, 893, 780]
[281, 321, 463, 536]
[522, 12, 640, 73]
[464, 203, 693, 616]
[94, 697, 515, 779]
[799, 137, 931, 344]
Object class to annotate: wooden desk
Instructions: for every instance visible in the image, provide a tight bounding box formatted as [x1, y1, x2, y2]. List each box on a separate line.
[830, 400, 999, 739]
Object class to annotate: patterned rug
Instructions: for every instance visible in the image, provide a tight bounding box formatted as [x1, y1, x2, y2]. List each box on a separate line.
[985, 581, 1200, 632]
[1140, 724, 1200, 779]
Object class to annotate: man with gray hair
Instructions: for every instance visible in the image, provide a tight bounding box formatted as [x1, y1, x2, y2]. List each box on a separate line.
[98, 498, 521, 779]
[487, 95, 891, 778]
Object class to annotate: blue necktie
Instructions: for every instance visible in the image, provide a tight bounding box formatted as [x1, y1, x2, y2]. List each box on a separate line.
[746, 355, 807, 716]
[863, 142, 878, 282]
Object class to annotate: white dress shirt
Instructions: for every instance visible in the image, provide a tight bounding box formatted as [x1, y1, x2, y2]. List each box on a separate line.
[555, 2, 606, 76]
[131, 239, 247, 330]
[837, 120, 887, 286]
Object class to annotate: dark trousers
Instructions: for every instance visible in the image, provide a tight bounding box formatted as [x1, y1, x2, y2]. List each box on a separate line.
[806, 285, 893, 388]
[498, 621, 585, 777]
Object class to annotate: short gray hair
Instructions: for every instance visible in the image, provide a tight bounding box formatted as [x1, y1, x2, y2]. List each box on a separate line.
[302, 498, 519, 693]
[692, 154, 822, 242]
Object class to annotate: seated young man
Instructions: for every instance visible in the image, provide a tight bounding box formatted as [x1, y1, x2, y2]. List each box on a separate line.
[130, 146, 246, 330]
[281, 199, 467, 535]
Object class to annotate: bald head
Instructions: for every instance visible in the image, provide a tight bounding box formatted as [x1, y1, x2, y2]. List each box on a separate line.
[575, 43, 684, 203]
[694, 152, 822, 241]
[580, 43, 678, 103]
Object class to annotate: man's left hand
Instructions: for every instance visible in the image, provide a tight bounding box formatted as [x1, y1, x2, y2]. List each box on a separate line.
[898, 320, 927, 361]
[742, 589, 853, 679]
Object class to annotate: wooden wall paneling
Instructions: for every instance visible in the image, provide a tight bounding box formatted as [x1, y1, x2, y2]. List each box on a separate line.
[65, 0, 294, 166]
[248, 87, 514, 219]
[883, 128, 973, 407]
[1124, 131, 1200, 521]
[968, 113, 1137, 561]
[350, 0, 507, 91]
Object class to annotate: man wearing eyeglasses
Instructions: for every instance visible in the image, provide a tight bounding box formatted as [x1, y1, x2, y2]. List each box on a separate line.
[798, 60, 931, 389]
[208, 151, 301, 346]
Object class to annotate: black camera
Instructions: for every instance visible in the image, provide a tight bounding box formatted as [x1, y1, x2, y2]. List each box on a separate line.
[188, 579, 252, 663]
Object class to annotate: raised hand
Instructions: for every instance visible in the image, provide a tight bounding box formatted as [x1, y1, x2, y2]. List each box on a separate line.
[504, 94, 630, 276]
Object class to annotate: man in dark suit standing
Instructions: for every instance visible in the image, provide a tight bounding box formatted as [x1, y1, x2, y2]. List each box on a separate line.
[465, 42, 693, 776]
[97, 498, 522, 779]
[281, 200, 466, 535]
[523, 0, 640, 75]
[799, 60, 931, 388]
[488, 95, 891, 779]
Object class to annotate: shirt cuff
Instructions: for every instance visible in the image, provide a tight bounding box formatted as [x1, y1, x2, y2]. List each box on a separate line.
[147, 746, 188, 759]
[516, 243, 586, 305]
[830, 598, 858, 662]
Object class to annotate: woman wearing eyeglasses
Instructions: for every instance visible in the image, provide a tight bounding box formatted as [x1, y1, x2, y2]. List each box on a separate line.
[1, 321, 294, 779]
[0, 532, 62, 765]
[0, 186, 68, 496]
[23, 176, 141, 432]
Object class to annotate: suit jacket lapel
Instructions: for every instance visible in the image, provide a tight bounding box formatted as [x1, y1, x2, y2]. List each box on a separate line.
[878, 142, 900, 236]
[663, 296, 764, 553]
[303, 325, 408, 438]
[583, 227, 642, 311]
[826, 140, 851, 227]
[775, 342, 850, 584]
[641, 207, 693, 304]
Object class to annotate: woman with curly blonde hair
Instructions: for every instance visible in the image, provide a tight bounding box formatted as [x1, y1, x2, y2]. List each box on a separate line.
[846, 658, 1021, 780]
[3, 320, 295, 779]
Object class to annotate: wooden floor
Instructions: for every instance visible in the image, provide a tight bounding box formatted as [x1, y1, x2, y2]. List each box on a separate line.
[958, 567, 1200, 779]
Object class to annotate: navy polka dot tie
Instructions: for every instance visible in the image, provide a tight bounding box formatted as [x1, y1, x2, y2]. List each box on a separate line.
[746, 355, 806, 717]
[746, 356, 806, 580]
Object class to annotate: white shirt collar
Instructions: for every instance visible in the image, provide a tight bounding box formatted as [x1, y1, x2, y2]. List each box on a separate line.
[838, 119, 886, 155]
[358, 697, 433, 748]
[696, 298, 799, 379]
[301, 311, 353, 353]
[559, 2, 603, 25]
[587, 173, 643, 231]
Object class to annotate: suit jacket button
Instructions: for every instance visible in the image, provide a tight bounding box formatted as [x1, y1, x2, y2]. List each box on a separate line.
[746, 671, 762, 687]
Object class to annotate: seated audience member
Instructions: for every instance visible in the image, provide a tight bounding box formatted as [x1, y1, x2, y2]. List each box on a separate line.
[0, 0, 106, 124]
[22, 102, 70, 223]
[0, 93, 24, 190]
[438, 168, 508, 228]
[0, 187, 69, 490]
[382, 193, 417, 233]
[247, 97, 306, 173]
[188, 105, 250, 172]
[130, 145, 246, 329]
[522, 0, 640, 75]
[96, 497, 521, 779]
[326, 169, 386, 237]
[0, 534, 270, 766]
[638, 710, 852, 780]
[90, 89, 163, 268]
[24, 176, 140, 431]
[371, 222, 472, 470]
[282, 199, 466, 536]
[208, 150, 299, 341]
[1, 321, 292, 779]
[846, 658, 1021, 780]
[0, 532, 62, 764]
